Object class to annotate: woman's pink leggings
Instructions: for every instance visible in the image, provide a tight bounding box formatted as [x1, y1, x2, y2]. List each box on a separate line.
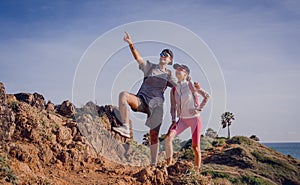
[170, 116, 202, 145]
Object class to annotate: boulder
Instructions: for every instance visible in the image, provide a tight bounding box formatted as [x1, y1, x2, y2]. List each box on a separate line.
[6, 94, 17, 104]
[57, 126, 72, 146]
[134, 165, 168, 185]
[14, 92, 45, 110]
[46, 100, 55, 112]
[57, 100, 76, 118]
[32, 92, 46, 110]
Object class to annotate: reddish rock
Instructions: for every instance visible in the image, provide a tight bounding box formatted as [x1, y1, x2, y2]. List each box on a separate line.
[57, 126, 72, 146]
[57, 100, 76, 118]
[46, 100, 55, 112]
[14, 92, 45, 110]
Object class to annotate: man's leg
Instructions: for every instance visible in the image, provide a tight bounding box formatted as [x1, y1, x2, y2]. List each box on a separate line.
[119, 91, 140, 123]
[113, 91, 140, 137]
[149, 129, 159, 166]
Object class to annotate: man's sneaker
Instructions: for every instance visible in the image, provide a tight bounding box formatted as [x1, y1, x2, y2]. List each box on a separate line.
[112, 124, 130, 138]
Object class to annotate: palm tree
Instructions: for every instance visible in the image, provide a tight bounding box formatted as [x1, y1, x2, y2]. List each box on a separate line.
[221, 112, 235, 139]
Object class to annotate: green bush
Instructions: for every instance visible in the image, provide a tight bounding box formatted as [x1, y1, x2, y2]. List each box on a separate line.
[212, 138, 226, 147]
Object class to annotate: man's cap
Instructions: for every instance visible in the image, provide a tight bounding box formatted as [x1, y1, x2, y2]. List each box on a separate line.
[173, 63, 190, 75]
[161, 49, 173, 65]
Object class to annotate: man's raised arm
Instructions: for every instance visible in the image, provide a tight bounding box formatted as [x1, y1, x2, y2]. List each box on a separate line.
[123, 31, 143, 65]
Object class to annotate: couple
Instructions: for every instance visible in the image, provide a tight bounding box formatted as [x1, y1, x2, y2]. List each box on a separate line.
[113, 32, 210, 170]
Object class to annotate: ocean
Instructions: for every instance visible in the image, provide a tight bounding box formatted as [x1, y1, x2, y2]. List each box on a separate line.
[263, 142, 300, 160]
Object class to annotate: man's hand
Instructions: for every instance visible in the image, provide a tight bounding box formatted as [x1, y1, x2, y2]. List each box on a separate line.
[194, 82, 201, 90]
[123, 31, 133, 45]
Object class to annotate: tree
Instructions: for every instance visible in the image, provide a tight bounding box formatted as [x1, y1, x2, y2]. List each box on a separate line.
[205, 128, 218, 138]
[221, 112, 235, 139]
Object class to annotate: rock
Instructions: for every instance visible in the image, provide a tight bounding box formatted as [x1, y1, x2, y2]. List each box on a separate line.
[57, 126, 72, 146]
[0, 82, 6, 105]
[14, 92, 45, 110]
[47, 113, 64, 125]
[14, 93, 34, 104]
[0, 105, 16, 141]
[46, 100, 55, 112]
[38, 145, 53, 163]
[135, 167, 154, 183]
[57, 100, 76, 118]
[167, 161, 192, 176]
[57, 150, 70, 163]
[32, 93, 46, 110]
[134, 166, 168, 185]
[6, 94, 17, 104]
[9, 144, 32, 163]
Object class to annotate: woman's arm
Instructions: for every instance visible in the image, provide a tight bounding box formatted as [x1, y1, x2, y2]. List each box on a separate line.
[194, 82, 210, 111]
[124, 32, 143, 65]
[170, 88, 177, 121]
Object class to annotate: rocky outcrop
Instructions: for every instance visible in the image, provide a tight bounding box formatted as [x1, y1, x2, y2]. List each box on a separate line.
[14, 92, 46, 110]
[56, 100, 76, 118]
[45, 100, 55, 112]
[0, 83, 15, 142]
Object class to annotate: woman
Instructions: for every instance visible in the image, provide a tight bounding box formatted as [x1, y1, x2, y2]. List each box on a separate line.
[165, 63, 210, 170]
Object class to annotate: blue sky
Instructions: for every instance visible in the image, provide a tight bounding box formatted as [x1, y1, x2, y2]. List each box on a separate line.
[0, 0, 299, 142]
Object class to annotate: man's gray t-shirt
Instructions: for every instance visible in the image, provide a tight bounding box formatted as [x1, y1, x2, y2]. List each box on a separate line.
[137, 60, 177, 107]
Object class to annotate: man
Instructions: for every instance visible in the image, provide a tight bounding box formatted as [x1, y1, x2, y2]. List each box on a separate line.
[113, 31, 177, 165]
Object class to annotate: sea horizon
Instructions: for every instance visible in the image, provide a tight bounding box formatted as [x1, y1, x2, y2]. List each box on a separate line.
[262, 142, 300, 160]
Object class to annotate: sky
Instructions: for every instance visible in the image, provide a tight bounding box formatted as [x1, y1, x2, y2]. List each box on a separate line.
[0, 0, 299, 142]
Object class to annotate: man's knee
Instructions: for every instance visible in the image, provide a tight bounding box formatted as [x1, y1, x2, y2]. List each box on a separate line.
[119, 91, 129, 102]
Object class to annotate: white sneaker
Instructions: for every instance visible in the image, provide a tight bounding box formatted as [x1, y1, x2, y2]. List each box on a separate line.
[112, 124, 130, 138]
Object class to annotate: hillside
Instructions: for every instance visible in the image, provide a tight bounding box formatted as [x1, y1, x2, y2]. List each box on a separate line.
[0, 82, 299, 185]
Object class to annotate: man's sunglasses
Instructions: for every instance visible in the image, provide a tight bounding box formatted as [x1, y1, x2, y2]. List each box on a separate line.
[160, 52, 170, 58]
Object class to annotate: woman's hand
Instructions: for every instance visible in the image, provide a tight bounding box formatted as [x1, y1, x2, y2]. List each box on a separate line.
[194, 82, 201, 90]
[168, 121, 177, 132]
[123, 31, 133, 44]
